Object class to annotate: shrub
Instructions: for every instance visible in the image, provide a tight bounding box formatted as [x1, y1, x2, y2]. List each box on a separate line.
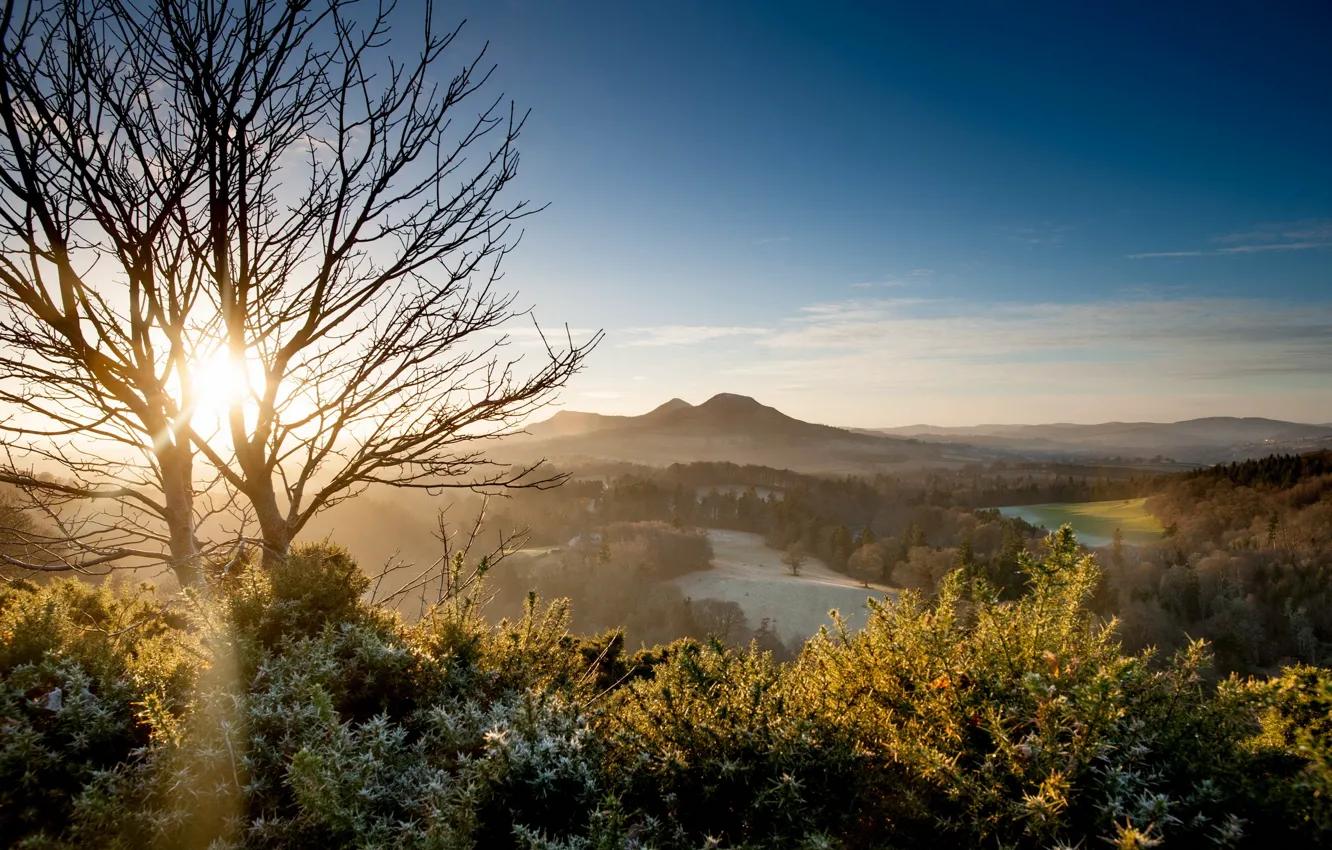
[59, 548, 618, 849]
[0, 579, 197, 847]
[599, 527, 1323, 848]
[2, 532, 1330, 849]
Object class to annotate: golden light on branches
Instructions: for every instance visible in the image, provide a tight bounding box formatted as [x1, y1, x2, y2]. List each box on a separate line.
[0, 0, 599, 585]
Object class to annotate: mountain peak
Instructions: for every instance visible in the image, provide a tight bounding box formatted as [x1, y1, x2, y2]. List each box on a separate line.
[646, 397, 693, 416]
[699, 392, 765, 409]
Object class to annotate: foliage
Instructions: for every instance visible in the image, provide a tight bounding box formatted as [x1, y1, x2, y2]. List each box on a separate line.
[600, 522, 713, 579]
[491, 523, 715, 648]
[1187, 451, 1332, 489]
[600, 527, 1316, 848]
[1108, 458, 1332, 672]
[0, 578, 198, 846]
[782, 542, 809, 576]
[1, 534, 1329, 848]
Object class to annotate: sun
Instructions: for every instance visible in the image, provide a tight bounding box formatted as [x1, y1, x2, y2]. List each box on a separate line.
[188, 349, 252, 425]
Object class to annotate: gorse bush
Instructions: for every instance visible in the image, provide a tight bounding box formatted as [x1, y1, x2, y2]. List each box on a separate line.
[603, 528, 1302, 848]
[1, 534, 1329, 848]
[0, 578, 198, 848]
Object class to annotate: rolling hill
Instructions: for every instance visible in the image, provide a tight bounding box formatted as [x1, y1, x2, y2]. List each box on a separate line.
[509, 393, 989, 473]
[512, 399, 1332, 474]
[865, 418, 1332, 463]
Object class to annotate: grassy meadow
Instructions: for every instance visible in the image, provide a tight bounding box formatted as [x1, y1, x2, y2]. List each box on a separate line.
[998, 497, 1164, 546]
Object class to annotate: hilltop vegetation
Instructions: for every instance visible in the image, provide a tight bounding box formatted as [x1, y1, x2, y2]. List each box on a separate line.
[3, 533, 1331, 848]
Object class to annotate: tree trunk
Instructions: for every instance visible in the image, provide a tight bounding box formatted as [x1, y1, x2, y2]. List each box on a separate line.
[249, 485, 291, 570]
[159, 443, 200, 587]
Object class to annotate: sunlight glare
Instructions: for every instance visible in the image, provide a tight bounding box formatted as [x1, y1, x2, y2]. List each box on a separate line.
[189, 349, 251, 425]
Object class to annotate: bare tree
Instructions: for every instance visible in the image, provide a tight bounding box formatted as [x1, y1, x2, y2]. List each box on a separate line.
[0, 0, 596, 584]
[847, 543, 883, 588]
[782, 541, 808, 577]
[687, 597, 749, 645]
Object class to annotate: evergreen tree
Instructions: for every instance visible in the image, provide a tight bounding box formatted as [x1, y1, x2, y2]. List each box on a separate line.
[830, 524, 854, 571]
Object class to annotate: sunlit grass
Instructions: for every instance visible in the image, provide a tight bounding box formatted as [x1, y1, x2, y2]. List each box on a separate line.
[1001, 498, 1164, 545]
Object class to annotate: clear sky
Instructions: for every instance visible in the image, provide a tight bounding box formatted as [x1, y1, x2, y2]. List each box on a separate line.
[437, 0, 1331, 426]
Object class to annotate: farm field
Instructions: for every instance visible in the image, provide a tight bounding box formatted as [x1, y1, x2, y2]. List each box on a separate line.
[672, 529, 895, 647]
[997, 498, 1164, 547]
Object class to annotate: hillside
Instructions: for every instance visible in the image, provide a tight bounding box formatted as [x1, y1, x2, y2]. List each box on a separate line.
[512, 393, 989, 473]
[518, 402, 1332, 473]
[866, 417, 1332, 463]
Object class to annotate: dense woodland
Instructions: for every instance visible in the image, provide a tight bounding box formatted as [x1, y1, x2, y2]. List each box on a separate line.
[1117, 452, 1332, 671]
[482, 521, 796, 655]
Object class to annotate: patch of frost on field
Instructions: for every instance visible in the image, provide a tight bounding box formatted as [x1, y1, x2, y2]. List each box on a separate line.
[671, 529, 896, 646]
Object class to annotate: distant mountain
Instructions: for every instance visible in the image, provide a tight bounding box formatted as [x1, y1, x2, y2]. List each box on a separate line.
[514, 401, 1332, 473]
[523, 398, 690, 439]
[512, 394, 991, 474]
[866, 418, 1332, 464]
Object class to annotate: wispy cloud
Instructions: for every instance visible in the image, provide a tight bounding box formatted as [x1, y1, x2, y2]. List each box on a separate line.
[720, 296, 1332, 399]
[1126, 251, 1205, 259]
[1214, 220, 1332, 244]
[1131, 219, 1332, 258]
[571, 295, 1332, 425]
[622, 325, 770, 346]
[997, 224, 1073, 247]
[1217, 241, 1332, 254]
[850, 268, 934, 289]
[851, 279, 913, 289]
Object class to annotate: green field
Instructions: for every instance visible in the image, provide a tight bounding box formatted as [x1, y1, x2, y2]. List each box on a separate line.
[997, 498, 1164, 547]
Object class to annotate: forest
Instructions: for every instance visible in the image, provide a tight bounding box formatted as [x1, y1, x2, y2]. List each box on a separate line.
[472, 454, 1332, 674]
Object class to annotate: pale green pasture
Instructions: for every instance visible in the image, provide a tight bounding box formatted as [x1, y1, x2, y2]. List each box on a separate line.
[998, 498, 1163, 547]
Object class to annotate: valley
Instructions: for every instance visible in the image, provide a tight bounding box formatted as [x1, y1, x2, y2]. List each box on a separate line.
[671, 529, 894, 646]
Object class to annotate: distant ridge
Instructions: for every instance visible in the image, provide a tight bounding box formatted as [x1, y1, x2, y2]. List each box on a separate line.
[522, 397, 694, 439]
[517, 399, 1332, 471]
[864, 417, 1332, 463]
[511, 393, 976, 474]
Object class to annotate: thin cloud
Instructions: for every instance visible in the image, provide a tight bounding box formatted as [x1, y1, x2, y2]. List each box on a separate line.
[850, 268, 935, 289]
[1132, 219, 1332, 258]
[1217, 241, 1332, 254]
[623, 325, 770, 346]
[1127, 251, 1206, 259]
[736, 296, 1332, 394]
[851, 279, 913, 289]
[1214, 220, 1332, 244]
[996, 224, 1072, 246]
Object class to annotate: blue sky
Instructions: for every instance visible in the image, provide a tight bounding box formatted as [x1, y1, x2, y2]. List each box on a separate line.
[433, 1, 1331, 425]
